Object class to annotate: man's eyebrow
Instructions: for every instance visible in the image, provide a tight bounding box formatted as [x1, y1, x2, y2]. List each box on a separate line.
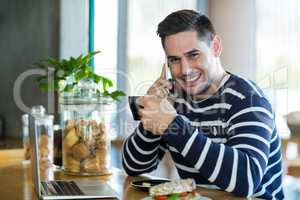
[184, 49, 200, 55]
[167, 55, 179, 59]
[167, 49, 200, 59]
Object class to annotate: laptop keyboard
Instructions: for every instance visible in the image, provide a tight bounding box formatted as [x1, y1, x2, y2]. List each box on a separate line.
[41, 181, 85, 196]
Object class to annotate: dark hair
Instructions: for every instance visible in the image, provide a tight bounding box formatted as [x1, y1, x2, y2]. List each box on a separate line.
[157, 9, 216, 47]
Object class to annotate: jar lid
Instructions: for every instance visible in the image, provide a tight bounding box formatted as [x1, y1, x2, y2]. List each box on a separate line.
[22, 114, 29, 126]
[35, 114, 54, 125]
[30, 105, 46, 117]
[59, 78, 113, 105]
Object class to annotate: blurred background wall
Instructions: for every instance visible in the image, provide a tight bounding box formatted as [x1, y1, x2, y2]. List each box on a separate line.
[209, 0, 256, 80]
[0, 0, 88, 140]
[0, 0, 60, 139]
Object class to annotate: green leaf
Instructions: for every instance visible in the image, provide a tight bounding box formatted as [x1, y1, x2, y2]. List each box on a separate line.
[89, 73, 113, 92]
[33, 62, 47, 69]
[63, 84, 75, 92]
[82, 51, 100, 65]
[100, 76, 113, 92]
[166, 194, 180, 200]
[34, 76, 47, 84]
[105, 90, 126, 101]
[74, 70, 87, 81]
[45, 58, 62, 69]
[38, 82, 49, 92]
[53, 81, 60, 91]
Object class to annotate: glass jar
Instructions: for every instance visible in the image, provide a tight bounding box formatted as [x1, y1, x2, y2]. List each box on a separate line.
[23, 106, 47, 163]
[60, 79, 112, 176]
[22, 114, 31, 162]
[34, 114, 54, 170]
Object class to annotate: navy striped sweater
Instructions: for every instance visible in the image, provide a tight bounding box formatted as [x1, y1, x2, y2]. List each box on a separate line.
[122, 73, 284, 199]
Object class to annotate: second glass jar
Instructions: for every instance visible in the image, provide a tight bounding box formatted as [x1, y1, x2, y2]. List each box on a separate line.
[60, 82, 112, 176]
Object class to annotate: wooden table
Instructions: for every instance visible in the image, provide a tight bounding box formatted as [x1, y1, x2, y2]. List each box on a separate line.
[0, 149, 246, 200]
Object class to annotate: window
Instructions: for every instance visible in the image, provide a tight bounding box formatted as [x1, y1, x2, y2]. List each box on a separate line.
[94, 1, 202, 137]
[256, 0, 300, 137]
[126, 0, 197, 95]
[94, 0, 118, 91]
[93, 0, 119, 139]
[256, 0, 300, 112]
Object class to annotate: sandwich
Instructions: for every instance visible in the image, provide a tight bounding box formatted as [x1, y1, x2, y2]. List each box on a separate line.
[149, 178, 201, 200]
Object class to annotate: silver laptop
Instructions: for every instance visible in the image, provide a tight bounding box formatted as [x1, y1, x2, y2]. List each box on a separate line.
[28, 114, 119, 200]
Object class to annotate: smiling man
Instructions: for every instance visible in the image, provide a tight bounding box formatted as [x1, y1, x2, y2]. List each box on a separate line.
[122, 10, 284, 199]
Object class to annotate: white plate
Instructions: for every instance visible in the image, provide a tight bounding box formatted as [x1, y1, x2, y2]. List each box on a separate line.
[131, 179, 170, 191]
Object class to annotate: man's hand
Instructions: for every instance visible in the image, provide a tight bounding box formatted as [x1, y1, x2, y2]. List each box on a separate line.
[138, 95, 177, 135]
[146, 64, 173, 98]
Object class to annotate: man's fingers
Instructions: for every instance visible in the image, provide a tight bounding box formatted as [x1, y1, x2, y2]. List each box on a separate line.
[136, 96, 144, 107]
[160, 63, 167, 80]
[137, 96, 154, 107]
[157, 79, 173, 90]
[138, 109, 144, 118]
[137, 95, 157, 108]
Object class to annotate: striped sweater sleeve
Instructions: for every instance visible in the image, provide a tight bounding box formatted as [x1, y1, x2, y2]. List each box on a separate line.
[122, 123, 166, 176]
[162, 95, 274, 197]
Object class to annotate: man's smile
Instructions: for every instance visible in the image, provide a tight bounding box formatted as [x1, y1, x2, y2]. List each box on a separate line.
[180, 72, 204, 89]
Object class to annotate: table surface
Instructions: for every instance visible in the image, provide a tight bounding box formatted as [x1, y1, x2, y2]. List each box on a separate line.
[0, 149, 248, 200]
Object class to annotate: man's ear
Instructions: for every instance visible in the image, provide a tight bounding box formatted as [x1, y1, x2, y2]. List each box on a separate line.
[212, 35, 222, 57]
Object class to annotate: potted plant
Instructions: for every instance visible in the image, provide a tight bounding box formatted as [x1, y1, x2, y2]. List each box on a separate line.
[34, 50, 125, 101]
[34, 51, 126, 175]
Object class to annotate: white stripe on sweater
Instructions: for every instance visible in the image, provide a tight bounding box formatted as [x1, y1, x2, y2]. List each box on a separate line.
[168, 145, 179, 153]
[175, 99, 232, 113]
[226, 148, 238, 192]
[180, 115, 227, 127]
[208, 144, 225, 182]
[220, 73, 231, 86]
[232, 144, 268, 164]
[241, 77, 263, 97]
[222, 88, 245, 100]
[271, 184, 283, 199]
[269, 141, 281, 158]
[125, 139, 157, 165]
[182, 129, 198, 157]
[227, 107, 274, 126]
[136, 127, 161, 143]
[228, 121, 273, 134]
[229, 133, 270, 147]
[253, 169, 283, 197]
[199, 120, 227, 127]
[270, 132, 278, 143]
[130, 136, 159, 155]
[195, 139, 212, 169]
[246, 156, 254, 197]
[122, 153, 158, 172]
[252, 157, 263, 179]
[159, 145, 167, 153]
[175, 162, 199, 173]
[210, 137, 227, 143]
[266, 154, 282, 172]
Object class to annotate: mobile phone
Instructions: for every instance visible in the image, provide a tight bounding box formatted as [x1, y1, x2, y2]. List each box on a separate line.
[165, 59, 176, 96]
[128, 96, 141, 120]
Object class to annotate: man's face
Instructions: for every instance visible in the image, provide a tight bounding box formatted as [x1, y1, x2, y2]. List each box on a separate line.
[164, 30, 220, 97]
